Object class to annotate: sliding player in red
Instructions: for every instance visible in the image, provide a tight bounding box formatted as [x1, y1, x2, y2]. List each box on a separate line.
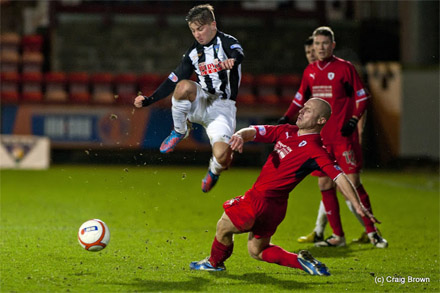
[190, 98, 378, 273]
[279, 26, 387, 248]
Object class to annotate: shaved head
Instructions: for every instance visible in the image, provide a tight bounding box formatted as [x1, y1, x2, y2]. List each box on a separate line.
[308, 98, 332, 121]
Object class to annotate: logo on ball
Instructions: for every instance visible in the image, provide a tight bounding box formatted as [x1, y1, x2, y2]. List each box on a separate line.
[78, 219, 110, 251]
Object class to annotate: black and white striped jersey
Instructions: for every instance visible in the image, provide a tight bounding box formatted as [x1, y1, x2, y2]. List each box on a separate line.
[147, 31, 244, 104]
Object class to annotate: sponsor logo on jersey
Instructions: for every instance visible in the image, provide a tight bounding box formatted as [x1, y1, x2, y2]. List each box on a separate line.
[356, 88, 366, 97]
[168, 72, 179, 83]
[285, 132, 291, 139]
[294, 92, 303, 101]
[230, 44, 242, 50]
[257, 126, 266, 136]
[198, 59, 223, 76]
[334, 165, 342, 171]
[298, 140, 307, 147]
[275, 141, 292, 159]
[328, 72, 335, 80]
[309, 73, 316, 79]
[312, 85, 332, 98]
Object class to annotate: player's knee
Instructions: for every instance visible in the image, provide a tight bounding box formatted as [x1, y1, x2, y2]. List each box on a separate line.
[247, 244, 262, 261]
[213, 147, 233, 167]
[174, 80, 196, 100]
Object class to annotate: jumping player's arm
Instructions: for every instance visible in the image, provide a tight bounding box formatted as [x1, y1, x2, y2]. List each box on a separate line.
[219, 34, 244, 70]
[134, 51, 193, 108]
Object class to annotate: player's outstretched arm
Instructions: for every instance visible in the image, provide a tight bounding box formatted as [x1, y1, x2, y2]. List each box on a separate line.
[335, 173, 380, 224]
[229, 127, 257, 153]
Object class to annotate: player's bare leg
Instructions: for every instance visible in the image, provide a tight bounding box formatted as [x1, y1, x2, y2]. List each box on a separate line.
[202, 141, 234, 193]
[160, 80, 197, 153]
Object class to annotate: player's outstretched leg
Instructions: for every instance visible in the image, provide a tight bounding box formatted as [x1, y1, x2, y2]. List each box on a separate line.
[297, 250, 331, 276]
[160, 129, 186, 153]
[190, 257, 226, 271]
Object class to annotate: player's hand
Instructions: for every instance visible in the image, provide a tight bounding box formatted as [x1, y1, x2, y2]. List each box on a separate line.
[356, 204, 381, 224]
[134, 95, 154, 108]
[220, 58, 235, 70]
[229, 134, 244, 153]
[134, 95, 144, 108]
[341, 117, 359, 136]
[277, 116, 289, 125]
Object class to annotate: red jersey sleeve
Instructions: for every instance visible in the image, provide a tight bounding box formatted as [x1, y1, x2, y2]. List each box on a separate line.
[252, 125, 287, 144]
[346, 64, 370, 119]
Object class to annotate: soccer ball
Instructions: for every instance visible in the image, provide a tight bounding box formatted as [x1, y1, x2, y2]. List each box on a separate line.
[78, 219, 110, 251]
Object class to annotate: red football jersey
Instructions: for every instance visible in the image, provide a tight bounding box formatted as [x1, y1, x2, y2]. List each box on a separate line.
[292, 56, 369, 143]
[247, 124, 343, 199]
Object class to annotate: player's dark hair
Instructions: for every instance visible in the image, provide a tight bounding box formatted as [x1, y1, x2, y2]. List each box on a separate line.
[186, 4, 215, 25]
[304, 36, 314, 47]
[313, 26, 335, 42]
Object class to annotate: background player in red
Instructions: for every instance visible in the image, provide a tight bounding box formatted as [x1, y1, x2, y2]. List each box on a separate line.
[281, 36, 369, 245]
[134, 4, 244, 193]
[279, 26, 387, 248]
[190, 98, 378, 273]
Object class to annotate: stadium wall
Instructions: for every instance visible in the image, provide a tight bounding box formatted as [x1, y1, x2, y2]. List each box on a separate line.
[400, 68, 439, 160]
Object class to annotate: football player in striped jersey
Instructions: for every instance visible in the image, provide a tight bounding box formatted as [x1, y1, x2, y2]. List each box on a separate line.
[134, 4, 244, 193]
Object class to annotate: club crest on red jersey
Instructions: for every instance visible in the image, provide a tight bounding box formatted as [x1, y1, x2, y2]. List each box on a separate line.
[257, 126, 266, 136]
[328, 72, 335, 80]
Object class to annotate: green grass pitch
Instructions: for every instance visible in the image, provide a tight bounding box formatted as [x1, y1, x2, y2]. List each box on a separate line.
[1, 166, 439, 292]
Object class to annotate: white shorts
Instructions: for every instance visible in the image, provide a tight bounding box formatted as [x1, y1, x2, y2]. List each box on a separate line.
[188, 83, 237, 145]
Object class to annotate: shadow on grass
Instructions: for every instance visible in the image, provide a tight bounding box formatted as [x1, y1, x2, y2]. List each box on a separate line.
[107, 271, 349, 291]
[296, 244, 375, 259]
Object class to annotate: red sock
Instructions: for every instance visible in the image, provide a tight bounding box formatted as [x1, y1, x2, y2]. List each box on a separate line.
[321, 188, 344, 237]
[357, 185, 376, 233]
[261, 244, 302, 269]
[209, 237, 233, 267]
